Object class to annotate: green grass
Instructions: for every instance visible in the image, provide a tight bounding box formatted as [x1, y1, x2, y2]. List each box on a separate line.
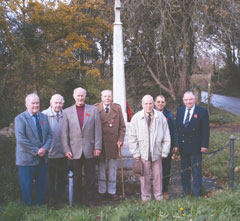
[1, 187, 240, 220]
[203, 132, 240, 183]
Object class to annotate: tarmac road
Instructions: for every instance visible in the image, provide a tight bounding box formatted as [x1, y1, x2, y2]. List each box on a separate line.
[201, 91, 240, 116]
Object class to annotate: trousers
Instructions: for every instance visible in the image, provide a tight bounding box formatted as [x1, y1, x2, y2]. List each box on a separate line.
[72, 154, 96, 203]
[140, 158, 163, 201]
[98, 159, 118, 194]
[18, 163, 48, 205]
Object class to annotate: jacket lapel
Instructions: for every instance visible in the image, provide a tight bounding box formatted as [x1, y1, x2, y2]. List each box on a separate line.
[82, 104, 90, 131]
[25, 111, 40, 142]
[180, 107, 185, 127]
[188, 106, 198, 126]
[152, 110, 159, 145]
[72, 105, 81, 131]
[104, 104, 117, 123]
[98, 103, 108, 122]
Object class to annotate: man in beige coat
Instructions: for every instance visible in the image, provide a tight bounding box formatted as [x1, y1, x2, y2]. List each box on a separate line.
[95, 90, 126, 201]
[129, 95, 170, 202]
[61, 87, 102, 207]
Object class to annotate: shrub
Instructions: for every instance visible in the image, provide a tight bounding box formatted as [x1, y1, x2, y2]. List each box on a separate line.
[0, 137, 20, 204]
[210, 114, 233, 124]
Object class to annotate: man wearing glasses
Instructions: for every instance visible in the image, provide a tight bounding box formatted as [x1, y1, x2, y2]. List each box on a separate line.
[155, 95, 178, 199]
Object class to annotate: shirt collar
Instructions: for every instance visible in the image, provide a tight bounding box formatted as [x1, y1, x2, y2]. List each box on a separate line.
[103, 104, 111, 109]
[28, 110, 38, 117]
[185, 104, 195, 111]
[51, 107, 62, 116]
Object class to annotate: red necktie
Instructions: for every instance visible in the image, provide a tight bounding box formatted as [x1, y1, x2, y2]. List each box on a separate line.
[105, 107, 109, 113]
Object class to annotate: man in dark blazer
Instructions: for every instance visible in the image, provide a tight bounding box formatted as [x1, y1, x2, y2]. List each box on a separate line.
[95, 90, 126, 201]
[15, 93, 52, 205]
[176, 91, 209, 197]
[61, 87, 102, 207]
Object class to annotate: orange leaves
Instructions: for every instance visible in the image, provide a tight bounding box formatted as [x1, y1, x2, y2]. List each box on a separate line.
[86, 68, 101, 78]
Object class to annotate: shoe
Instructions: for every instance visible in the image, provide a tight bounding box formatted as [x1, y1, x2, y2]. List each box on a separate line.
[141, 200, 149, 204]
[163, 192, 169, 200]
[97, 193, 106, 201]
[108, 193, 119, 201]
[48, 199, 56, 207]
[87, 201, 96, 208]
[180, 192, 189, 198]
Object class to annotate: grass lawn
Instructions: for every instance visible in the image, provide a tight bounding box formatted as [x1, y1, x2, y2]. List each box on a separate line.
[1, 187, 240, 221]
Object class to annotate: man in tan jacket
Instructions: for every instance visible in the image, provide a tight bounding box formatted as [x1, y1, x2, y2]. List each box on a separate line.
[129, 95, 170, 202]
[95, 90, 126, 201]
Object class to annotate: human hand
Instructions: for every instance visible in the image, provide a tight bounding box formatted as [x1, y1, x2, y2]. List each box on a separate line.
[94, 149, 101, 157]
[38, 148, 46, 157]
[65, 152, 73, 160]
[173, 147, 179, 153]
[201, 147, 207, 153]
[117, 141, 123, 147]
[135, 157, 141, 161]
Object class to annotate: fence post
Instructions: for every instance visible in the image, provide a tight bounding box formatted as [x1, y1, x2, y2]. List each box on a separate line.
[229, 135, 236, 190]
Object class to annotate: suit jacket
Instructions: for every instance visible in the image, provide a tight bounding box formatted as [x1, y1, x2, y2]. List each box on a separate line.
[129, 109, 171, 161]
[42, 107, 65, 158]
[61, 104, 102, 159]
[15, 110, 53, 166]
[176, 105, 210, 154]
[95, 103, 126, 159]
[162, 107, 178, 149]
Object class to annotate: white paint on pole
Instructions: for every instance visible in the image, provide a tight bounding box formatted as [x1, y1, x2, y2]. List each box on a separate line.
[113, 0, 127, 122]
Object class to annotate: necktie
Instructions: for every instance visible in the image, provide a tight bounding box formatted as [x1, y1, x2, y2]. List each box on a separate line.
[184, 109, 191, 127]
[148, 113, 151, 161]
[148, 113, 151, 127]
[56, 113, 60, 122]
[105, 107, 109, 113]
[33, 114, 43, 143]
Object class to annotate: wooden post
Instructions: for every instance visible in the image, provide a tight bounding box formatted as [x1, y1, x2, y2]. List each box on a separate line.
[229, 135, 236, 190]
[207, 73, 211, 115]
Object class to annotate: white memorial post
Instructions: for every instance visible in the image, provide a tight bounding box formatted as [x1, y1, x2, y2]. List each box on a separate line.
[113, 0, 133, 171]
[113, 0, 127, 122]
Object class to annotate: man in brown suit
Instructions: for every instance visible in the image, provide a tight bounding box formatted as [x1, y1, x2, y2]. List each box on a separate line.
[61, 87, 102, 207]
[95, 90, 126, 200]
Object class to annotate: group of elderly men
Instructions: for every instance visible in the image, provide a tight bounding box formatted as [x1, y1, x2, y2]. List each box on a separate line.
[15, 87, 209, 206]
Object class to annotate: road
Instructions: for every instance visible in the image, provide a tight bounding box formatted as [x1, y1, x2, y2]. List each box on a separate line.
[201, 91, 240, 116]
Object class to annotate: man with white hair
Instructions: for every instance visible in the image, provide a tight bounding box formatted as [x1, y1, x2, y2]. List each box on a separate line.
[176, 91, 209, 198]
[15, 93, 52, 205]
[61, 87, 102, 207]
[129, 95, 170, 202]
[42, 94, 66, 205]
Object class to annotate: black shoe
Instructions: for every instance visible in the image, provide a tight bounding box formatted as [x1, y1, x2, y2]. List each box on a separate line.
[180, 192, 189, 198]
[108, 193, 119, 201]
[48, 199, 56, 207]
[87, 201, 96, 208]
[97, 193, 106, 201]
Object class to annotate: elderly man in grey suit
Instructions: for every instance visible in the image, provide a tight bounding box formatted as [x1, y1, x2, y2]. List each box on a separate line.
[62, 87, 102, 207]
[15, 93, 52, 205]
[42, 94, 66, 205]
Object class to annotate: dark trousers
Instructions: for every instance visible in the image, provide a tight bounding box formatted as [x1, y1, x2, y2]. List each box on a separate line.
[73, 154, 96, 203]
[180, 152, 202, 197]
[162, 152, 172, 193]
[18, 163, 48, 205]
[47, 157, 67, 202]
